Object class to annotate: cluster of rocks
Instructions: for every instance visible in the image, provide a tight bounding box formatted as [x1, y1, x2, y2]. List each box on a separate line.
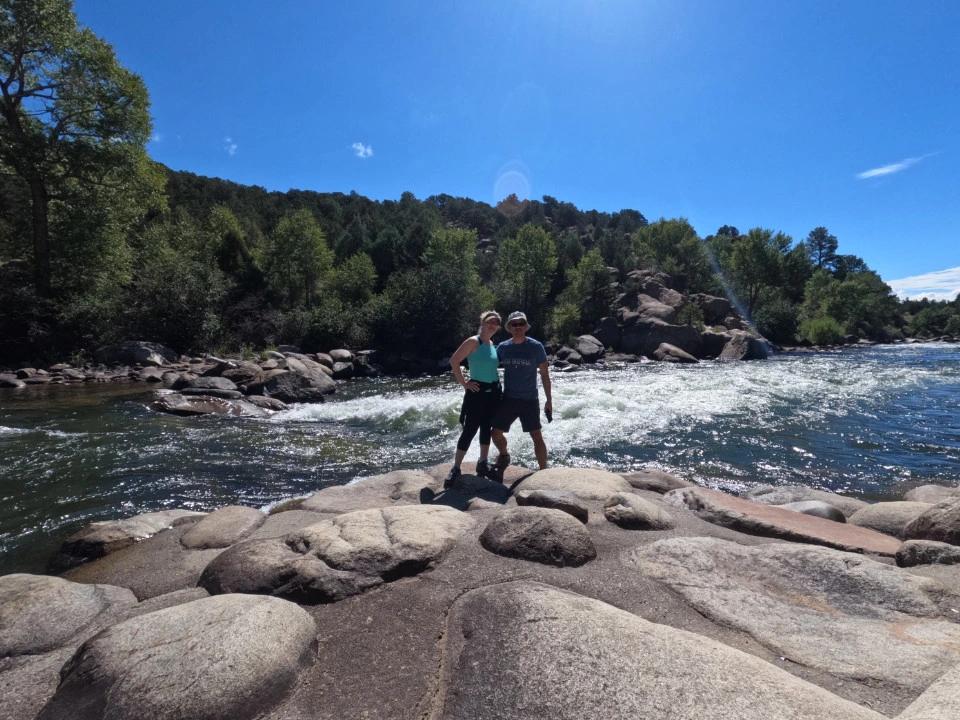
[4, 463, 960, 719]
[548, 270, 769, 369]
[0, 341, 380, 395]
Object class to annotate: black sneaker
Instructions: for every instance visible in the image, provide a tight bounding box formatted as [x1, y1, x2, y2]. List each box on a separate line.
[475, 459, 490, 479]
[489, 454, 510, 484]
[443, 466, 461, 489]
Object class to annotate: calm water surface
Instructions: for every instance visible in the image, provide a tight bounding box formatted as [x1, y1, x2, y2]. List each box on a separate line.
[1, 343, 958, 573]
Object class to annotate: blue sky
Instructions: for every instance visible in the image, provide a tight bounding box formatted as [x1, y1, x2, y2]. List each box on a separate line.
[74, 0, 959, 300]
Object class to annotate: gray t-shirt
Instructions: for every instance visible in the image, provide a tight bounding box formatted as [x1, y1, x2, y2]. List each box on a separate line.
[497, 338, 547, 401]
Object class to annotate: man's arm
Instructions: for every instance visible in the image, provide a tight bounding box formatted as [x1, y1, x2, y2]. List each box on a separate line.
[538, 361, 552, 412]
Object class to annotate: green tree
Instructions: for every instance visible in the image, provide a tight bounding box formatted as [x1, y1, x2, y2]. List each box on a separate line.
[263, 209, 334, 308]
[722, 228, 792, 317]
[0, 0, 158, 297]
[632, 218, 714, 294]
[557, 248, 613, 333]
[496, 223, 558, 329]
[806, 227, 838, 270]
[335, 252, 377, 305]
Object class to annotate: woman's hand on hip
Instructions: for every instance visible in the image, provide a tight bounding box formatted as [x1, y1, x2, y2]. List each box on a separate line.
[464, 380, 480, 392]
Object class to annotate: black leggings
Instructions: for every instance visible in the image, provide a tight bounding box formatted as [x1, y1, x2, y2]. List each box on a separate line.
[456, 384, 501, 452]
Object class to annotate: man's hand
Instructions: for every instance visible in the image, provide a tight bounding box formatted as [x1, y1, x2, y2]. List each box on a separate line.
[544, 399, 553, 422]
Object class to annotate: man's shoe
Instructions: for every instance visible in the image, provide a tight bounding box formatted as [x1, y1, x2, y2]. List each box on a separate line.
[475, 459, 490, 479]
[489, 454, 510, 484]
[443, 466, 461, 489]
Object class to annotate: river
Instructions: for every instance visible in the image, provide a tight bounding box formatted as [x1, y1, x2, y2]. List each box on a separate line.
[1, 342, 958, 574]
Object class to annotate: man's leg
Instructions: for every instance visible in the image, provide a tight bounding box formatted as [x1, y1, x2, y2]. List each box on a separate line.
[529, 429, 548, 470]
[491, 428, 509, 457]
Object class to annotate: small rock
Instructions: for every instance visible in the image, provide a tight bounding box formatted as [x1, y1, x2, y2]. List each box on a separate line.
[604, 492, 676, 530]
[515, 490, 589, 523]
[479, 507, 596, 567]
[777, 500, 847, 523]
[904, 484, 960, 504]
[181, 505, 267, 549]
[904, 497, 960, 545]
[896, 539, 960, 567]
[518, 467, 631, 501]
[848, 501, 932, 539]
[622, 468, 693, 493]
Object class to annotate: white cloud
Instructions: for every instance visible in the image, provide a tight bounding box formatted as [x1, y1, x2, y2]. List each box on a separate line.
[224, 137, 238, 156]
[887, 266, 960, 301]
[857, 153, 934, 179]
[150, 133, 162, 143]
[352, 142, 373, 158]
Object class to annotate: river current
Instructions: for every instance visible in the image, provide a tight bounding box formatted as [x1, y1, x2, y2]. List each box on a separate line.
[1, 343, 958, 574]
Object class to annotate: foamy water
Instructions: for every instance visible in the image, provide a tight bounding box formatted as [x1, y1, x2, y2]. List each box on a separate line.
[0, 343, 958, 573]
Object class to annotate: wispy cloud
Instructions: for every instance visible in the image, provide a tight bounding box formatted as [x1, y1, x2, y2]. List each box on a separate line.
[352, 142, 373, 158]
[224, 137, 238, 156]
[887, 266, 960, 301]
[857, 153, 934, 179]
[150, 133, 162, 143]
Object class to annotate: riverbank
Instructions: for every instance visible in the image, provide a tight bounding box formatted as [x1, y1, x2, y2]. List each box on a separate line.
[3, 463, 960, 719]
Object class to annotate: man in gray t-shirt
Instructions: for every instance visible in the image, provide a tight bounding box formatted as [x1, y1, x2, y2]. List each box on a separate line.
[490, 311, 553, 477]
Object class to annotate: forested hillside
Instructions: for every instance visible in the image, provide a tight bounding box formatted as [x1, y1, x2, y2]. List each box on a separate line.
[2, 0, 958, 367]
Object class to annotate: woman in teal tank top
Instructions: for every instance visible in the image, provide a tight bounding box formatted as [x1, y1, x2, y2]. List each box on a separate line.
[445, 311, 503, 487]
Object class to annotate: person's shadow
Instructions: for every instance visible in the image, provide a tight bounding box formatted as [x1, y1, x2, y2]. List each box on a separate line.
[420, 470, 528, 510]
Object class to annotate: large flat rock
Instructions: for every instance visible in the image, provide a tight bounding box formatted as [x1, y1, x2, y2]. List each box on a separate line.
[744, 484, 868, 518]
[628, 537, 960, 694]
[665, 486, 902, 555]
[897, 661, 960, 720]
[37, 594, 316, 720]
[516, 467, 632, 500]
[436, 581, 885, 720]
[180, 505, 266, 549]
[301, 470, 436, 514]
[200, 505, 475, 603]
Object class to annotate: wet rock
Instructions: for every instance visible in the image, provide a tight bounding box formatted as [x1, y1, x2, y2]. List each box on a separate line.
[777, 500, 847, 523]
[479, 507, 596, 567]
[628, 537, 960, 693]
[200, 505, 475, 603]
[149, 392, 270, 417]
[0, 574, 136, 657]
[621, 468, 693, 493]
[518, 467, 631, 501]
[514, 489, 589, 523]
[666, 487, 901, 555]
[244, 394, 289, 411]
[253, 369, 333, 402]
[744, 484, 869, 518]
[653, 342, 698, 363]
[50, 509, 205, 571]
[904, 498, 960, 545]
[180, 387, 243, 399]
[574, 335, 605, 363]
[332, 361, 355, 379]
[0, 374, 26, 388]
[441, 581, 885, 720]
[718, 329, 769, 360]
[174, 375, 239, 392]
[603, 492, 675, 530]
[94, 341, 178, 367]
[896, 540, 960, 567]
[36, 595, 316, 720]
[329, 349, 353, 363]
[848, 501, 932, 539]
[180, 505, 267, 549]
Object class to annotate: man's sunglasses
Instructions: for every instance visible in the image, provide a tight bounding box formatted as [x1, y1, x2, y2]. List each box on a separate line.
[508, 321, 527, 328]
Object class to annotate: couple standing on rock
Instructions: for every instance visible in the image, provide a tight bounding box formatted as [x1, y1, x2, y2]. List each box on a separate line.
[445, 310, 553, 488]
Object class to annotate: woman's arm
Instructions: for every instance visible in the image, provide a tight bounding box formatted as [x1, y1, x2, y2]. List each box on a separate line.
[450, 337, 481, 391]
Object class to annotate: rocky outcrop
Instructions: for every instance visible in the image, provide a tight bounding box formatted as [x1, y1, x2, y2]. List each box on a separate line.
[628, 537, 960, 693]
[479, 507, 596, 567]
[440, 581, 885, 720]
[94, 341, 179, 367]
[149, 392, 271, 417]
[37, 595, 316, 720]
[718, 329, 770, 360]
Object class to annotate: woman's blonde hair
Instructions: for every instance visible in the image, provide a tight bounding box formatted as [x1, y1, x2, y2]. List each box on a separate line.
[478, 310, 501, 336]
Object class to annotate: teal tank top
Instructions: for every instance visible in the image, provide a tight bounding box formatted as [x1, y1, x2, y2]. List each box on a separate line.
[468, 337, 500, 383]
